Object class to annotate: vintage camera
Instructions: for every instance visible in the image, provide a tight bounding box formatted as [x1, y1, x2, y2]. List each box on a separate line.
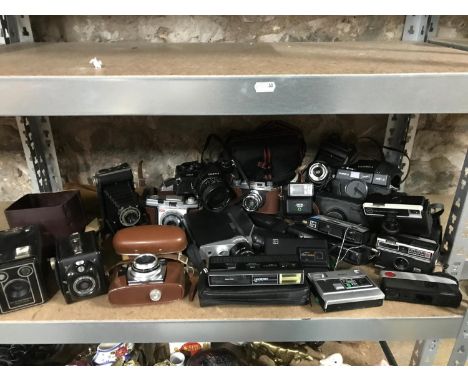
[232, 180, 280, 214]
[304, 215, 370, 245]
[94, 163, 143, 234]
[108, 254, 185, 305]
[363, 193, 433, 236]
[53, 232, 108, 304]
[331, 160, 402, 200]
[374, 234, 440, 274]
[314, 192, 368, 226]
[0, 226, 48, 314]
[174, 160, 236, 213]
[146, 194, 199, 227]
[184, 205, 254, 260]
[282, 183, 314, 218]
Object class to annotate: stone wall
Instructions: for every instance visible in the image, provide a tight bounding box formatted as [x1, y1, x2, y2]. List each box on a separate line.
[0, 16, 467, 201]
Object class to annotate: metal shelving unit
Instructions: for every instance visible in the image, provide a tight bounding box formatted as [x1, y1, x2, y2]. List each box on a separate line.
[0, 16, 467, 365]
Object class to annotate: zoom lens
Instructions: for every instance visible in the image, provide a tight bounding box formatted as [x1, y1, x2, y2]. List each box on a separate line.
[242, 190, 264, 212]
[72, 275, 97, 297]
[119, 206, 141, 227]
[229, 242, 254, 257]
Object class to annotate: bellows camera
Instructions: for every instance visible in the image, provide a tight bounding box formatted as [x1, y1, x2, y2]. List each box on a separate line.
[282, 183, 314, 218]
[53, 231, 108, 304]
[146, 194, 199, 227]
[0, 226, 48, 314]
[232, 180, 280, 214]
[108, 254, 186, 305]
[95, 163, 143, 234]
[363, 194, 433, 236]
[374, 234, 439, 274]
[174, 160, 236, 213]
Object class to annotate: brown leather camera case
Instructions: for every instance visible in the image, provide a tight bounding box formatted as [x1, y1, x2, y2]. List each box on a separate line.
[112, 225, 187, 256]
[108, 260, 185, 305]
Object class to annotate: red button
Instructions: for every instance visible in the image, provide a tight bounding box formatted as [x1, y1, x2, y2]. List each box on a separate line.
[384, 271, 396, 278]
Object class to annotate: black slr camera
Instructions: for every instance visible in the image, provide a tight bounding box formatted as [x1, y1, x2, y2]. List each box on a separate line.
[174, 160, 236, 213]
[0, 226, 48, 314]
[95, 163, 143, 234]
[53, 231, 108, 304]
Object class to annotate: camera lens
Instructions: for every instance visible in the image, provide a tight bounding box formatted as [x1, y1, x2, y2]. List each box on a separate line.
[132, 254, 160, 272]
[119, 206, 141, 227]
[229, 242, 254, 257]
[394, 257, 409, 271]
[128, 254, 165, 283]
[162, 213, 183, 227]
[199, 178, 231, 212]
[242, 190, 264, 212]
[308, 162, 329, 184]
[72, 275, 97, 297]
[5, 279, 31, 300]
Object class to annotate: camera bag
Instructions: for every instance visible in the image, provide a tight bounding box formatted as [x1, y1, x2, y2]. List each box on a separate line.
[197, 270, 310, 307]
[226, 121, 306, 185]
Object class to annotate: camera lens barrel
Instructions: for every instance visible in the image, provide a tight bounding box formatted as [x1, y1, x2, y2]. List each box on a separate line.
[119, 206, 141, 227]
[242, 190, 264, 212]
[308, 162, 330, 184]
[229, 242, 255, 257]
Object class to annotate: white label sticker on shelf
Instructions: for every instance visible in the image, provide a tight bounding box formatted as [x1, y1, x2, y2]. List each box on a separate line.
[254, 82, 276, 93]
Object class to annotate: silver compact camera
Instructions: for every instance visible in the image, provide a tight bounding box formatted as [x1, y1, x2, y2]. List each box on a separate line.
[127, 254, 167, 285]
[146, 195, 198, 227]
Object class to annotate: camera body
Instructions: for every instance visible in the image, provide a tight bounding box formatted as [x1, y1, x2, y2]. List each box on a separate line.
[374, 234, 439, 274]
[54, 231, 108, 304]
[282, 183, 314, 218]
[184, 205, 254, 260]
[174, 160, 235, 213]
[108, 254, 185, 305]
[314, 192, 368, 226]
[331, 160, 402, 200]
[95, 163, 143, 234]
[146, 194, 199, 227]
[0, 226, 48, 314]
[232, 180, 281, 214]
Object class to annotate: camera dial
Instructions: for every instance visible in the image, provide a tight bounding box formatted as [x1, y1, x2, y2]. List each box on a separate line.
[119, 206, 141, 227]
[242, 190, 264, 212]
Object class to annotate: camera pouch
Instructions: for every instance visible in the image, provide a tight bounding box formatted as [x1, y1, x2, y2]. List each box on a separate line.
[197, 271, 310, 307]
[226, 121, 306, 185]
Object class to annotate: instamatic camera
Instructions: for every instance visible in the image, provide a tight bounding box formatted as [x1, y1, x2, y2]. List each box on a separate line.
[0, 226, 48, 314]
[146, 194, 199, 227]
[94, 163, 143, 234]
[53, 231, 108, 304]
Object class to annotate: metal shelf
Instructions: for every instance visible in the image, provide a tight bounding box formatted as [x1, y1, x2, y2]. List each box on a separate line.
[0, 41, 468, 115]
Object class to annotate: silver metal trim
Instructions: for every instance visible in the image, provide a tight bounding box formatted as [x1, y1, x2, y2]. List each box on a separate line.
[448, 309, 468, 366]
[410, 339, 440, 366]
[1, 74, 468, 115]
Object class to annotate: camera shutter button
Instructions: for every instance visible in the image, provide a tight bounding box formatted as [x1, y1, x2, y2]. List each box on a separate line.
[149, 289, 162, 302]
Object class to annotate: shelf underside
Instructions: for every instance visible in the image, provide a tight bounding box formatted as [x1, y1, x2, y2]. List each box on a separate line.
[0, 41, 468, 115]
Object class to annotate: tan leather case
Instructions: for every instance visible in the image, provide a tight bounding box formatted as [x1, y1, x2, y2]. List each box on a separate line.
[108, 261, 185, 305]
[112, 225, 187, 256]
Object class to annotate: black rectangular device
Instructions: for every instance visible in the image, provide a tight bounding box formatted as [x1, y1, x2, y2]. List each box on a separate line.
[308, 269, 384, 312]
[54, 231, 108, 304]
[304, 215, 369, 245]
[374, 234, 439, 274]
[380, 270, 462, 308]
[0, 226, 49, 314]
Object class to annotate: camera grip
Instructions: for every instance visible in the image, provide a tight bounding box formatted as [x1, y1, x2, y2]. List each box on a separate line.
[113, 225, 187, 256]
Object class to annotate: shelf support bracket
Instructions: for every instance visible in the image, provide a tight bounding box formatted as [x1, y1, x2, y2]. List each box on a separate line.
[410, 338, 440, 366]
[2, 15, 62, 192]
[448, 309, 468, 366]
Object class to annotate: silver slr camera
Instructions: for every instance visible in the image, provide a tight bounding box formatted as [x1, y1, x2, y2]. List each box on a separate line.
[146, 195, 198, 227]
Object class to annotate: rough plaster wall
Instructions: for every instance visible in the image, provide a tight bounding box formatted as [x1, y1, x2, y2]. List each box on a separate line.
[0, 16, 467, 201]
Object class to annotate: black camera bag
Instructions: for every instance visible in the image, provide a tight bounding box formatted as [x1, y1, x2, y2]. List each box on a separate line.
[226, 121, 306, 185]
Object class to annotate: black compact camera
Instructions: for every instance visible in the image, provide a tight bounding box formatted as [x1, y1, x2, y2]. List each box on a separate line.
[331, 160, 402, 200]
[53, 231, 108, 304]
[174, 160, 236, 213]
[95, 163, 144, 234]
[0, 226, 48, 314]
[374, 234, 439, 274]
[314, 192, 368, 226]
